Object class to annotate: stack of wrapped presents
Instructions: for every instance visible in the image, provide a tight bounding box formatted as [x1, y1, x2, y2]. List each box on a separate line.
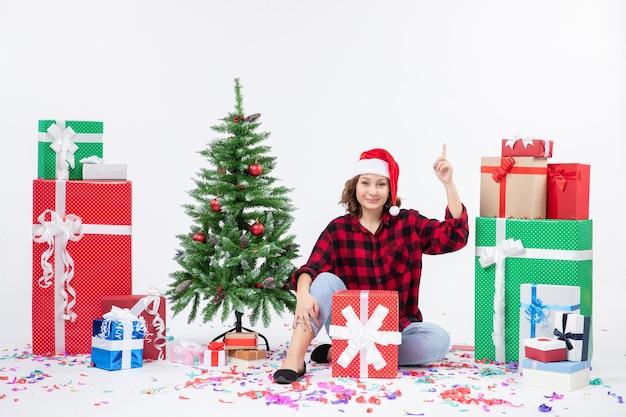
[474, 134, 592, 390]
[168, 332, 266, 367]
[32, 119, 167, 371]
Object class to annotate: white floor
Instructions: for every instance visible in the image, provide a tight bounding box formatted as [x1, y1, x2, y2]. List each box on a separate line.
[1, 318, 624, 417]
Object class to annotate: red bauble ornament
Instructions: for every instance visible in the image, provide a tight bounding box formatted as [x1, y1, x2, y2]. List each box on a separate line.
[248, 162, 262, 177]
[210, 198, 221, 212]
[256, 283, 263, 289]
[236, 184, 245, 190]
[233, 115, 240, 123]
[192, 232, 206, 243]
[250, 221, 264, 236]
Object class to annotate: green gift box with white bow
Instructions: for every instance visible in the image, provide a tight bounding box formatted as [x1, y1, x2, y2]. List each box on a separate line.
[474, 217, 593, 363]
[37, 120, 104, 180]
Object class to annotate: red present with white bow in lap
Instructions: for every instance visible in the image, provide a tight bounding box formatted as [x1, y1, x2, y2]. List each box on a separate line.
[329, 290, 401, 379]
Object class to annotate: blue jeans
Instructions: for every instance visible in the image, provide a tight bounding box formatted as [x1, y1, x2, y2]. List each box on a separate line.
[308, 272, 450, 366]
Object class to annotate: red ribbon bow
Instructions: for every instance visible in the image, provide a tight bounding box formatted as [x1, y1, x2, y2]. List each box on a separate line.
[548, 166, 568, 191]
[208, 341, 225, 351]
[491, 156, 515, 183]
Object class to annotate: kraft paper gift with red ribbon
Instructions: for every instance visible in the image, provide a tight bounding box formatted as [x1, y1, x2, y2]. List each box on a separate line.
[170, 340, 205, 366]
[227, 349, 267, 361]
[101, 290, 167, 360]
[501, 137, 553, 158]
[329, 290, 402, 378]
[203, 341, 227, 367]
[32, 179, 132, 355]
[547, 163, 591, 220]
[224, 332, 258, 350]
[480, 156, 548, 219]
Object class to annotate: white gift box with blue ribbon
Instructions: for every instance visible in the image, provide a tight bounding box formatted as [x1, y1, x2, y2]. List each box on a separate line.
[91, 307, 146, 371]
[519, 284, 580, 362]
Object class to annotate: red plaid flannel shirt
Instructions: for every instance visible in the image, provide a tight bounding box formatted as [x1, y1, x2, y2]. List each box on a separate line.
[292, 206, 469, 330]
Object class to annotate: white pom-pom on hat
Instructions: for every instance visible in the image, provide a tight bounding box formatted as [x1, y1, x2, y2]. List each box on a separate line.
[352, 148, 400, 216]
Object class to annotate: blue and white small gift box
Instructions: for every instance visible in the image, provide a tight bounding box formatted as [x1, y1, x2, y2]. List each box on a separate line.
[91, 306, 146, 371]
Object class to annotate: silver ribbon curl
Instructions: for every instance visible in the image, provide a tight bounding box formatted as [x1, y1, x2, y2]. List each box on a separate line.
[129, 286, 167, 360]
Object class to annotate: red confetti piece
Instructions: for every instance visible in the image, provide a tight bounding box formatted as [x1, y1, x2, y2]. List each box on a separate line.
[178, 395, 190, 400]
[451, 344, 475, 351]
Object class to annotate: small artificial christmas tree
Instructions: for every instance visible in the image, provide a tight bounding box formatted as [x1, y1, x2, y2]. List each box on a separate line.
[167, 78, 299, 337]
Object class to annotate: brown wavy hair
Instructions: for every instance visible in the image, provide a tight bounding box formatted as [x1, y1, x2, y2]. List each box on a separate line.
[339, 175, 401, 217]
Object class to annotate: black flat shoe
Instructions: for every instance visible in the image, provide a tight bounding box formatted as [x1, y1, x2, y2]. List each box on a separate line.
[311, 343, 331, 364]
[273, 362, 306, 384]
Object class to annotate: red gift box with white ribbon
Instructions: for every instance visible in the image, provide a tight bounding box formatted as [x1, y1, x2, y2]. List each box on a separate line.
[329, 290, 401, 378]
[101, 291, 167, 360]
[501, 137, 553, 158]
[32, 179, 132, 355]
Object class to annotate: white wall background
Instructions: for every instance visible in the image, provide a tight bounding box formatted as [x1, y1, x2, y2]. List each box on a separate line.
[1, 1, 624, 346]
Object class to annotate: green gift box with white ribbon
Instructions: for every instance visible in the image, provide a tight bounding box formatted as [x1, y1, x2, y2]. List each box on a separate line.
[474, 217, 592, 363]
[38, 120, 104, 180]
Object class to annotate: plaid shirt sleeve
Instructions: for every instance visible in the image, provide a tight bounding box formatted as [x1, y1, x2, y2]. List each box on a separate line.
[419, 205, 470, 255]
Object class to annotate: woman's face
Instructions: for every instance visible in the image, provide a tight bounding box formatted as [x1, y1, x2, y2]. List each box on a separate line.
[355, 174, 389, 213]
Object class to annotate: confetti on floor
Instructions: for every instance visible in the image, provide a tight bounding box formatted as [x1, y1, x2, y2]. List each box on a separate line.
[1, 329, 625, 416]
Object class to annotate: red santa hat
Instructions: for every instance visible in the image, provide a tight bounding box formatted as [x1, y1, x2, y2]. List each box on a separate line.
[352, 148, 400, 216]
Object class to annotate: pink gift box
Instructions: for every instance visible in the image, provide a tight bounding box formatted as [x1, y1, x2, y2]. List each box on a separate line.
[170, 341, 205, 366]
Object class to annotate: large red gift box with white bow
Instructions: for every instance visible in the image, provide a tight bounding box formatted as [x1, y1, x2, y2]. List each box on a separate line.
[32, 179, 132, 355]
[329, 290, 401, 378]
